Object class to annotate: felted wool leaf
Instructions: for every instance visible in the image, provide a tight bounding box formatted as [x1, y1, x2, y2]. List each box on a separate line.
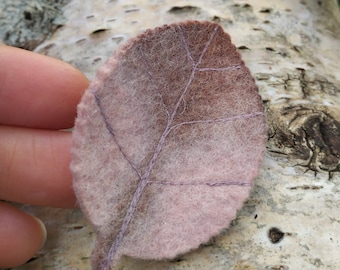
[71, 21, 267, 270]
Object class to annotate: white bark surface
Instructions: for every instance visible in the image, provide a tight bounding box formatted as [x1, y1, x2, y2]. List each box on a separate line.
[5, 0, 340, 269]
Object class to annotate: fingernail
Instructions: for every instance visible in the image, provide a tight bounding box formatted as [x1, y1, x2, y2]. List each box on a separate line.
[33, 216, 47, 249]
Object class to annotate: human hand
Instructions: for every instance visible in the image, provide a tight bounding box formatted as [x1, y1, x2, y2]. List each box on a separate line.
[0, 45, 88, 268]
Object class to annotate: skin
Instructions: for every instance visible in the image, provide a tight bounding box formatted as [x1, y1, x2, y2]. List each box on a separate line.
[0, 45, 88, 267]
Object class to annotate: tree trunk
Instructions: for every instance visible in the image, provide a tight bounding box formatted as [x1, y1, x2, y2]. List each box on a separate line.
[2, 0, 339, 269]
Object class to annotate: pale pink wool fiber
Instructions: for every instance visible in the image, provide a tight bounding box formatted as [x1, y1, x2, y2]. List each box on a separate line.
[71, 21, 267, 270]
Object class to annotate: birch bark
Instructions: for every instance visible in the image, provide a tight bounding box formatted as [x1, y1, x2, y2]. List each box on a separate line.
[2, 1, 339, 269]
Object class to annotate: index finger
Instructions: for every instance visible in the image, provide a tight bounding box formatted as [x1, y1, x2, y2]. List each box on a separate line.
[0, 45, 88, 129]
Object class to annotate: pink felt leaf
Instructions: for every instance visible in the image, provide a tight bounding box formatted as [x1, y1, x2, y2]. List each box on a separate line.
[71, 21, 267, 270]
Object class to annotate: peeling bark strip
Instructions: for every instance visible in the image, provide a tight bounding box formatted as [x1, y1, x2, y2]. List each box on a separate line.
[71, 21, 267, 269]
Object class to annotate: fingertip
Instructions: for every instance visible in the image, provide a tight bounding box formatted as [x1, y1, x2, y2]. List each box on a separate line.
[0, 45, 89, 129]
[0, 202, 46, 268]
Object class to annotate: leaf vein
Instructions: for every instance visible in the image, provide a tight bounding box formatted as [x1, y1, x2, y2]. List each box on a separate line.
[147, 180, 252, 187]
[170, 112, 264, 132]
[196, 65, 241, 72]
[178, 25, 195, 67]
[91, 90, 142, 180]
[137, 44, 170, 119]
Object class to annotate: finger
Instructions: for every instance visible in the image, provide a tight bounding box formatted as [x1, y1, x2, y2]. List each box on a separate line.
[0, 202, 46, 268]
[0, 45, 88, 129]
[0, 125, 76, 208]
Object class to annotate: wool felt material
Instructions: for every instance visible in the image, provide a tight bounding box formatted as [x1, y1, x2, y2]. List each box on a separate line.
[71, 20, 267, 270]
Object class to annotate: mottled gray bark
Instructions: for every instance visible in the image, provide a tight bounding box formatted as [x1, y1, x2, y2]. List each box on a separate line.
[0, 0, 67, 50]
